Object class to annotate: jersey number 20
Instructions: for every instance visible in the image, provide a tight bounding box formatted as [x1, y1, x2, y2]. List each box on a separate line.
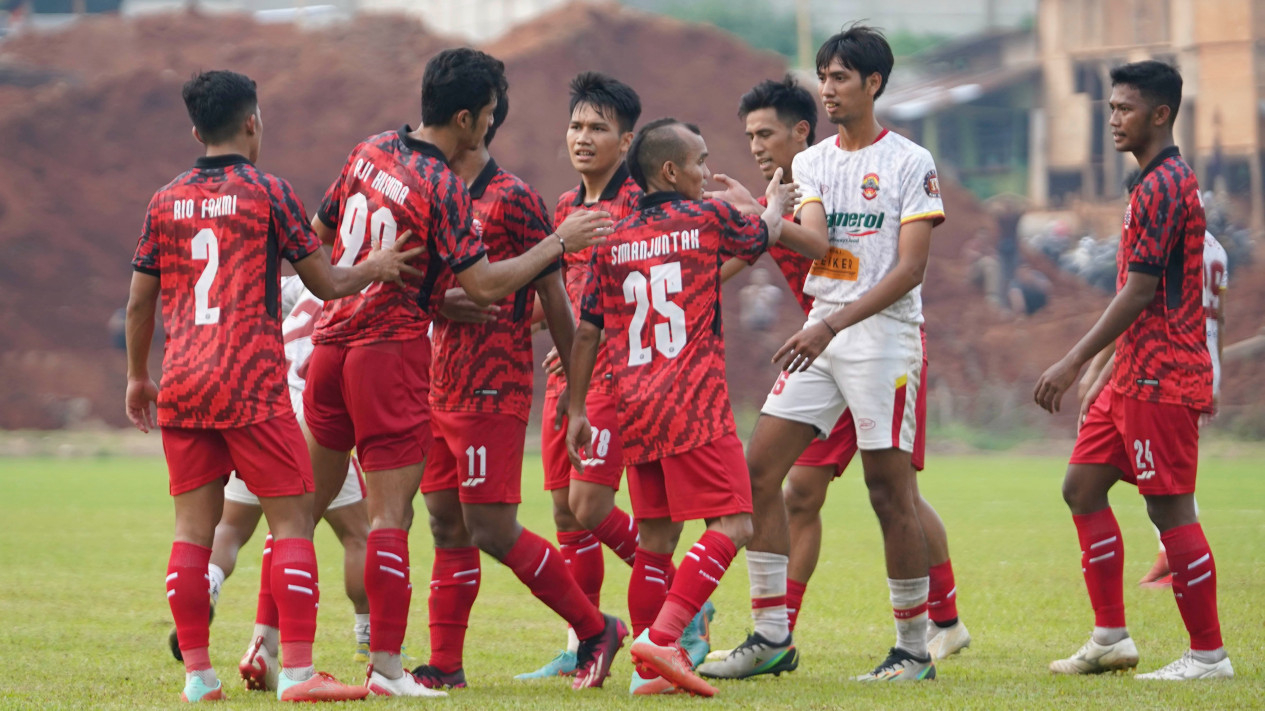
[623, 262, 686, 366]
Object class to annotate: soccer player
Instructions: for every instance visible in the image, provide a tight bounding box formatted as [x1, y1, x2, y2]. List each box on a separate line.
[706, 27, 949, 683]
[568, 117, 808, 696]
[1036, 60, 1233, 680]
[126, 69, 418, 703]
[702, 75, 970, 679]
[296, 49, 614, 697]
[412, 84, 627, 691]
[520, 72, 652, 679]
[166, 276, 373, 666]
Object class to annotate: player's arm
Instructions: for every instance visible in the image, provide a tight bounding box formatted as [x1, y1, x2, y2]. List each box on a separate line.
[1034, 271, 1160, 413]
[773, 217, 933, 373]
[454, 210, 612, 306]
[708, 171, 824, 259]
[565, 319, 601, 471]
[537, 269, 576, 430]
[293, 225, 424, 300]
[1077, 342, 1116, 430]
[124, 272, 160, 433]
[721, 257, 749, 283]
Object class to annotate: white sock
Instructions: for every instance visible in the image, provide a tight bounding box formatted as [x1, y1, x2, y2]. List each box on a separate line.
[370, 652, 403, 679]
[747, 551, 789, 643]
[566, 626, 580, 654]
[188, 668, 218, 687]
[888, 577, 930, 658]
[354, 613, 371, 645]
[282, 666, 315, 683]
[207, 564, 225, 606]
[253, 624, 280, 656]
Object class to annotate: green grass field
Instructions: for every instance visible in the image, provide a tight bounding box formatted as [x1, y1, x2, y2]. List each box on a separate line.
[1, 452, 1262, 710]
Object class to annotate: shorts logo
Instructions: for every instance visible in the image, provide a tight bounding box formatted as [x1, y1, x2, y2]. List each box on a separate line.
[923, 170, 940, 198]
[857, 418, 877, 431]
[860, 173, 880, 201]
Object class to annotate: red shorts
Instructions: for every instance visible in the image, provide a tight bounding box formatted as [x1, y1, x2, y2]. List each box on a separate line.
[1070, 388, 1200, 496]
[796, 352, 928, 476]
[161, 416, 314, 498]
[626, 433, 753, 522]
[421, 411, 526, 504]
[541, 388, 624, 491]
[303, 337, 435, 472]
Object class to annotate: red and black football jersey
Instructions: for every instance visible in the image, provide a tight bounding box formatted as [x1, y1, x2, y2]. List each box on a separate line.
[1110, 146, 1212, 411]
[579, 191, 769, 464]
[430, 160, 557, 422]
[313, 127, 485, 347]
[744, 197, 813, 315]
[132, 155, 322, 429]
[545, 164, 643, 398]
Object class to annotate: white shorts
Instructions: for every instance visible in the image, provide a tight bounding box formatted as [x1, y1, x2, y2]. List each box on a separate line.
[761, 304, 922, 453]
[224, 456, 365, 509]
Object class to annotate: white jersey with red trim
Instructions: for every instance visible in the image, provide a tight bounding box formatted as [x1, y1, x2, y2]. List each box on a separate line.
[279, 274, 324, 416]
[792, 130, 945, 324]
[1202, 231, 1228, 397]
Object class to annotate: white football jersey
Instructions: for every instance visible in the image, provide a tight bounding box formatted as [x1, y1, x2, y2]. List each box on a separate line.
[792, 130, 945, 323]
[1202, 231, 1228, 396]
[279, 274, 324, 415]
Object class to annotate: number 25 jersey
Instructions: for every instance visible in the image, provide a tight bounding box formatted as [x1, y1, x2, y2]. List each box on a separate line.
[314, 127, 486, 347]
[579, 192, 768, 464]
[131, 155, 323, 429]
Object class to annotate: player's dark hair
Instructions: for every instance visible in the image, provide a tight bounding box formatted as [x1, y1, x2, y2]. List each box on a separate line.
[815, 24, 894, 99]
[1110, 60, 1183, 124]
[738, 74, 818, 145]
[484, 86, 509, 147]
[421, 48, 508, 128]
[182, 70, 258, 144]
[569, 71, 642, 134]
[626, 117, 702, 192]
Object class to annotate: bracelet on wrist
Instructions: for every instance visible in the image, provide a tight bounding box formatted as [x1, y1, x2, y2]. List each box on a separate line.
[556, 232, 567, 254]
[823, 321, 838, 337]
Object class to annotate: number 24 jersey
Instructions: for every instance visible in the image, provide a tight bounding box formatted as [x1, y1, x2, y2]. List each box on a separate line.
[579, 192, 768, 464]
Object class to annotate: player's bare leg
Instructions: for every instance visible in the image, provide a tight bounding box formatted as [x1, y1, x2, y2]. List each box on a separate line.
[1050, 463, 1139, 674]
[1135, 492, 1231, 679]
[305, 432, 353, 522]
[169, 481, 227, 698]
[784, 464, 832, 630]
[912, 481, 971, 659]
[323, 500, 371, 657]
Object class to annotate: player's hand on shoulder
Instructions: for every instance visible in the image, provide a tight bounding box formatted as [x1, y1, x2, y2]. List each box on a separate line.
[440, 287, 499, 323]
[772, 320, 833, 373]
[565, 411, 592, 472]
[363, 229, 426, 286]
[704, 174, 761, 215]
[556, 210, 614, 252]
[125, 377, 159, 433]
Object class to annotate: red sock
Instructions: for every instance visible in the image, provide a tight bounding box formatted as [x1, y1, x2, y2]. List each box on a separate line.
[365, 528, 411, 654]
[1073, 508, 1126, 628]
[928, 560, 959, 625]
[629, 548, 674, 637]
[592, 507, 639, 566]
[649, 531, 736, 646]
[270, 538, 319, 669]
[167, 541, 213, 672]
[787, 579, 807, 632]
[254, 533, 279, 628]
[1162, 523, 1222, 650]
[558, 530, 604, 608]
[428, 547, 481, 672]
[502, 529, 604, 639]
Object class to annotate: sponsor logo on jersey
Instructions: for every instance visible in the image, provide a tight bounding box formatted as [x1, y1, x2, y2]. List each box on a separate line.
[923, 170, 940, 198]
[861, 173, 880, 201]
[826, 211, 885, 237]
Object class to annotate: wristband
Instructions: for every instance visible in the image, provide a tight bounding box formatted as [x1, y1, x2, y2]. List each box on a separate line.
[823, 321, 838, 337]
[556, 232, 567, 254]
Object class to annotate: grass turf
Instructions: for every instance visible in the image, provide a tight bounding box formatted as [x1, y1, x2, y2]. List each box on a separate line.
[0, 452, 1261, 709]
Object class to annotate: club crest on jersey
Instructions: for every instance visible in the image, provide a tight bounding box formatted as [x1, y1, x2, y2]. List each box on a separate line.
[860, 173, 880, 201]
[1123, 206, 1132, 229]
[472, 217, 485, 238]
[923, 170, 940, 198]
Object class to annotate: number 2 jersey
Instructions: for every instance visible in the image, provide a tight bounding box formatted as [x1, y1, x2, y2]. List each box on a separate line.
[131, 155, 323, 429]
[579, 192, 769, 464]
[313, 127, 485, 347]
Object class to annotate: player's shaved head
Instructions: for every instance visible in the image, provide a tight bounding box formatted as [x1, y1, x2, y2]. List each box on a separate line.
[182, 70, 258, 144]
[569, 71, 642, 133]
[627, 118, 702, 192]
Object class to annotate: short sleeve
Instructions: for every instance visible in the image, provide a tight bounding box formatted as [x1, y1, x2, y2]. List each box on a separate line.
[705, 198, 768, 261]
[316, 149, 355, 228]
[899, 149, 946, 227]
[578, 251, 604, 329]
[132, 193, 161, 276]
[433, 170, 485, 273]
[515, 184, 560, 279]
[1126, 174, 1180, 276]
[269, 177, 322, 263]
[791, 150, 822, 218]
